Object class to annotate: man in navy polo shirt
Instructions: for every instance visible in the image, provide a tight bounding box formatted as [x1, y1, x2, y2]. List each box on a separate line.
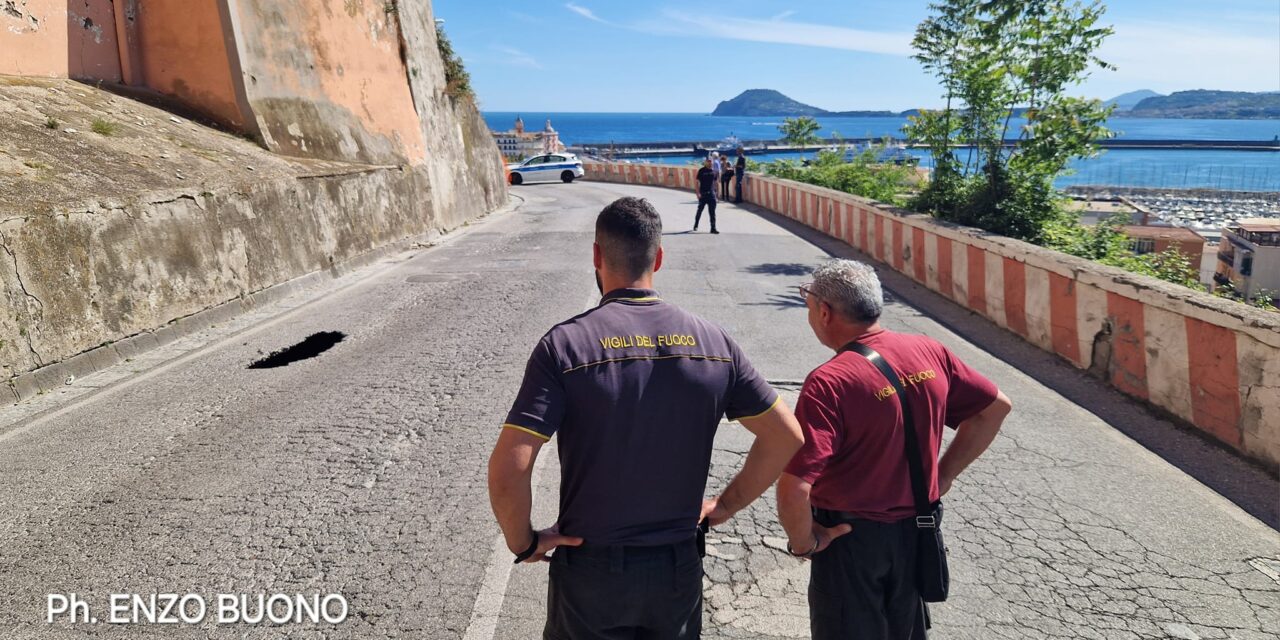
[488, 196, 804, 639]
[776, 259, 1012, 639]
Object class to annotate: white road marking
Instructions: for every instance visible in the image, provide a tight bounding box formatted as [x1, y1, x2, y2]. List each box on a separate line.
[462, 286, 599, 640]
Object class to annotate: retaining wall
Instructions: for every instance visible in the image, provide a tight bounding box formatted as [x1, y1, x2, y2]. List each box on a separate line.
[585, 162, 1280, 468]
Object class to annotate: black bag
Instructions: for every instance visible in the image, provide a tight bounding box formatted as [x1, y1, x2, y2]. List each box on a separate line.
[842, 342, 950, 603]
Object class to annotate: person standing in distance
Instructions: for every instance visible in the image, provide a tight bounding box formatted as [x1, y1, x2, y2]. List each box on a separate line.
[694, 157, 719, 233]
[777, 260, 1012, 639]
[719, 152, 734, 200]
[734, 147, 747, 203]
[489, 196, 804, 639]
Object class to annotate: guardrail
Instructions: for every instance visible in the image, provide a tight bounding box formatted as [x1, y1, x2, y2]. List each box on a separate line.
[584, 161, 1280, 469]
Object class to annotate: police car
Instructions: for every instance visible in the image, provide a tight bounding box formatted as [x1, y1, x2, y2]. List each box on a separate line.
[508, 153, 585, 185]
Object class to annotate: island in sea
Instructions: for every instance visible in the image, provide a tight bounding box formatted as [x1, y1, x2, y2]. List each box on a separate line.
[712, 88, 1280, 120]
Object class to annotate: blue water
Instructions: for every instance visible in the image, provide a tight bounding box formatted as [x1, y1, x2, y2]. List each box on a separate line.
[485, 112, 1280, 144]
[484, 112, 1280, 191]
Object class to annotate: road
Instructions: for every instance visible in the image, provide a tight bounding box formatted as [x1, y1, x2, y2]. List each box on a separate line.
[0, 180, 1276, 639]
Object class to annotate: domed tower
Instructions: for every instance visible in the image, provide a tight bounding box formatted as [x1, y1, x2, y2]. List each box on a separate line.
[514, 116, 524, 135]
[541, 119, 564, 153]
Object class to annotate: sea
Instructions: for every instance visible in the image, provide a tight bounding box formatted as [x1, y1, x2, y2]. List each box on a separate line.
[483, 112, 1280, 193]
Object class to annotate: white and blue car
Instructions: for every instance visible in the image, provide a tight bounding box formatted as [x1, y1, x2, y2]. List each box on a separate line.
[507, 153, 584, 185]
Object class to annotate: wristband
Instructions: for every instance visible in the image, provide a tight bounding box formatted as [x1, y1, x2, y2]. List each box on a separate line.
[513, 532, 540, 564]
[788, 535, 820, 558]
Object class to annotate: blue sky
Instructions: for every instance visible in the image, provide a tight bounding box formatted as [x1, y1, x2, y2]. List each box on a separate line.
[433, 0, 1280, 112]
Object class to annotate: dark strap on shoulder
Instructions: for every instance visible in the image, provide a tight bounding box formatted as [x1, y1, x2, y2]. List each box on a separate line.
[840, 341, 932, 519]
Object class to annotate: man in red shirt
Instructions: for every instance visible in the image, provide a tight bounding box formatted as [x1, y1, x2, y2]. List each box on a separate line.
[777, 259, 1012, 639]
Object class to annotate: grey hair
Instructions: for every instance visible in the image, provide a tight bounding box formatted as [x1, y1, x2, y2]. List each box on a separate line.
[809, 259, 883, 323]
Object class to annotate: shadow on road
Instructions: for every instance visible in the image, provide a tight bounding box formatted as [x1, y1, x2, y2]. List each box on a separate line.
[742, 262, 814, 277]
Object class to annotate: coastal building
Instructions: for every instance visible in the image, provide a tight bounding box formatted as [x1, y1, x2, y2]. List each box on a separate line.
[492, 116, 564, 161]
[1213, 218, 1280, 299]
[1122, 225, 1206, 259]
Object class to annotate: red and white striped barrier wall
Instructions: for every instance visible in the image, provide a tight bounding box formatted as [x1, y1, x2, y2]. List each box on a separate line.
[584, 161, 1280, 468]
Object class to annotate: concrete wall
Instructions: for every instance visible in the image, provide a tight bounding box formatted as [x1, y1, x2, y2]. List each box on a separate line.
[0, 0, 507, 390]
[585, 162, 1280, 468]
[0, 0, 123, 81]
[123, 0, 249, 129]
[0, 163, 434, 397]
[228, 0, 426, 164]
[393, 0, 507, 228]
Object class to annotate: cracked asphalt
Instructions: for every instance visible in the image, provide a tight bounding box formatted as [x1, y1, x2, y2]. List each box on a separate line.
[0, 181, 1276, 639]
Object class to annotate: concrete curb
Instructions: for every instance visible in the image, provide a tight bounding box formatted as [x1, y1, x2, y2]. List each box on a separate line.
[4, 194, 524, 405]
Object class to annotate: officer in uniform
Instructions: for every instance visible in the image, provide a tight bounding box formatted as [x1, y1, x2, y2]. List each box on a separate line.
[488, 196, 804, 639]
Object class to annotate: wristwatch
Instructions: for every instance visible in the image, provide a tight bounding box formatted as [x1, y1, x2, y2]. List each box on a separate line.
[513, 532, 540, 564]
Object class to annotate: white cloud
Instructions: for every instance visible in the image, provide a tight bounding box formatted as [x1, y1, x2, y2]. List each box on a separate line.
[635, 9, 913, 56]
[566, 3, 610, 25]
[770, 10, 797, 22]
[493, 45, 543, 70]
[1099, 22, 1280, 92]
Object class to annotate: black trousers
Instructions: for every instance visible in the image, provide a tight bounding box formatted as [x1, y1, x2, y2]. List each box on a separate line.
[809, 511, 929, 640]
[694, 194, 717, 230]
[734, 174, 743, 202]
[545, 538, 702, 640]
[720, 177, 732, 199]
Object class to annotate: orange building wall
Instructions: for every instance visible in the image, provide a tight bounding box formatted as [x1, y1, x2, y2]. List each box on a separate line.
[228, 0, 426, 164]
[126, 0, 247, 129]
[0, 0, 122, 81]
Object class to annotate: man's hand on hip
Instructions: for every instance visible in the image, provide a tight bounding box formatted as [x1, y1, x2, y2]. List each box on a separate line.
[518, 525, 584, 564]
[790, 522, 853, 560]
[700, 496, 737, 527]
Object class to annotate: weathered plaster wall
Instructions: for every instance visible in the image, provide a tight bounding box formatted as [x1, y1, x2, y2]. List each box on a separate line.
[228, 0, 426, 165]
[0, 165, 433, 386]
[0, 0, 122, 81]
[393, 0, 507, 227]
[0, 0, 507, 391]
[125, 0, 248, 129]
[585, 162, 1280, 469]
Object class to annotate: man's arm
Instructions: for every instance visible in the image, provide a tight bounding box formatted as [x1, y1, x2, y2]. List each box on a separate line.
[938, 391, 1012, 496]
[701, 401, 804, 526]
[487, 427, 581, 562]
[776, 473, 850, 557]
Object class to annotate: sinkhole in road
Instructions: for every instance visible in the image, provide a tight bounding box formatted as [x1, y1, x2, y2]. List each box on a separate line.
[248, 331, 346, 369]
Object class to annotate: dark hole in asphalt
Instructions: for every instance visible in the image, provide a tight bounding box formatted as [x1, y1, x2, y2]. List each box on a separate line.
[248, 332, 346, 369]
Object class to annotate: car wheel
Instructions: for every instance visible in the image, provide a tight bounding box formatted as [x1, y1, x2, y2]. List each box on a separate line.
[510, 173, 523, 186]
[561, 171, 575, 183]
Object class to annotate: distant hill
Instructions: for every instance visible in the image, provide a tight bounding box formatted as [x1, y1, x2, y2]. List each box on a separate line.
[712, 90, 826, 117]
[1107, 89, 1163, 111]
[712, 88, 1280, 120]
[713, 89, 913, 117]
[1122, 90, 1280, 119]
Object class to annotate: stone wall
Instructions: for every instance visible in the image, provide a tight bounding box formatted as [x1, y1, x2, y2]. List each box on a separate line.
[0, 0, 506, 390]
[585, 162, 1280, 468]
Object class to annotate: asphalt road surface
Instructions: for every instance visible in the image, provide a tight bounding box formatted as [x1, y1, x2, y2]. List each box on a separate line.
[1, 181, 1276, 639]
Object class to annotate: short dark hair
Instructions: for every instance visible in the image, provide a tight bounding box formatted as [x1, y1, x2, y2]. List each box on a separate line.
[596, 197, 662, 279]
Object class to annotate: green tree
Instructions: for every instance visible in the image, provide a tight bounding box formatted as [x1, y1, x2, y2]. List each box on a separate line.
[778, 116, 822, 148]
[906, 0, 1115, 243]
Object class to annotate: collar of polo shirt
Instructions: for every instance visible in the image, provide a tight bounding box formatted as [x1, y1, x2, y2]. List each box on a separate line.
[602, 288, 661, 303]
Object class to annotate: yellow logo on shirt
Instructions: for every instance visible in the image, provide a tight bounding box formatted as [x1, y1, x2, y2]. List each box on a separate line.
[873, 369, 938, 401]
[598, 334, 697, 349]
